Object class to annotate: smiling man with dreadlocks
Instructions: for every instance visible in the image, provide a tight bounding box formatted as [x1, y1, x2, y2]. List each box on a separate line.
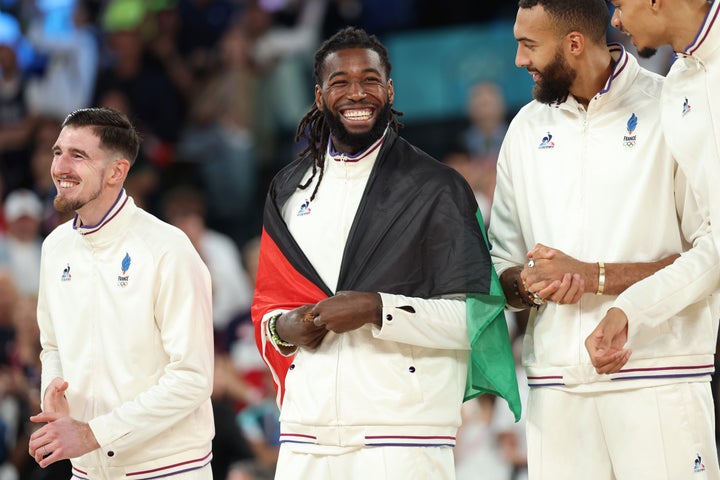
[251, 26, 520, 480]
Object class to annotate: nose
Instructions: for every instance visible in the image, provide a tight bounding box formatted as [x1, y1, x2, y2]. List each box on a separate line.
[515, 45, 529, 68]
[610, 9, 622, 29]
[346, 81, 367, 100]
[51, 153, 71, 175]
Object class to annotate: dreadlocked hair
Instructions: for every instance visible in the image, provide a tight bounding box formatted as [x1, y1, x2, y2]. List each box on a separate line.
[295, 26, 404, 201]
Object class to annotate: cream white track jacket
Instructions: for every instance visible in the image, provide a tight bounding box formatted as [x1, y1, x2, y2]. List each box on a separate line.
[662, 0, 720, 257]
[37, 191, 215, 479]
[490, 46, 720, 391]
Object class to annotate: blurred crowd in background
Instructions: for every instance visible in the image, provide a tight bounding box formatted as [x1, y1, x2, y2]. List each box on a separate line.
[0, 0, 685, 479]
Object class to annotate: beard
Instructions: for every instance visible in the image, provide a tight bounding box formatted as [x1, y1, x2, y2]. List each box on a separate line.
[532, 50, 577, 105]
[323, 101, 392, 153]
[637, 46, 658, 58]
[53, 182, 102, 214]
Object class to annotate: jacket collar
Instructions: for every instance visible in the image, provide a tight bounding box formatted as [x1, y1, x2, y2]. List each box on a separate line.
[73, 189, 136, 242]
[680, 0, 720, 61]
[554, 44, 638, 111]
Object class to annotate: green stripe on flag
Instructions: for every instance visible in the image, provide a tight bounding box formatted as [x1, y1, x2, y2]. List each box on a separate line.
[464, 209, 522, 421]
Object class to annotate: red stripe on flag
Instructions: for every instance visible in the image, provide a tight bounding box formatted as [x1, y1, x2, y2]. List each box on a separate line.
[251, 228, 328, 404]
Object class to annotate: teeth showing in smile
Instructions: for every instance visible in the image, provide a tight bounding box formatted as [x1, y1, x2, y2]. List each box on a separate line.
[343, 109, 373, 120]
[59, 181, 75, 188]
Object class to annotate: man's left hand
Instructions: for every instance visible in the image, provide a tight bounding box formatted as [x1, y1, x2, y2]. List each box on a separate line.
[311, 291, 382, 333]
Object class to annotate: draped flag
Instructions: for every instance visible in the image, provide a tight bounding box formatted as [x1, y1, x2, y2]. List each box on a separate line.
[252, 129, 520, 420]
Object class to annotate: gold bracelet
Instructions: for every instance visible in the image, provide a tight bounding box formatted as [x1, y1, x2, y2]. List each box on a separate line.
[596, 262, 605, 295]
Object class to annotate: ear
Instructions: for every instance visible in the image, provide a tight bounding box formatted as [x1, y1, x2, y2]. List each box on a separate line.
[387, 78, 394, 105]
[565, 31, 585, 57]
[107, 158, 131, 186]
[650, 0, 662, 13]
[314, 84, 324, 111]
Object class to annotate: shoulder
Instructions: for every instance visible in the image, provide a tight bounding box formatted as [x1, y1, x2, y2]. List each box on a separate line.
[270, 155, 314, 191]
[389, 136, 473, 191]
[630, 65, 665, 101]
[504, 101, 550, 136]
[42, 218, 76, 252]
[132, 209, 195, 249]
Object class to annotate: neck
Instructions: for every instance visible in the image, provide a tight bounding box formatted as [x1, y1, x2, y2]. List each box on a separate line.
[76, 188, 125, 228]
[668, 0, 713, 52]
[570, 45, 615, 109]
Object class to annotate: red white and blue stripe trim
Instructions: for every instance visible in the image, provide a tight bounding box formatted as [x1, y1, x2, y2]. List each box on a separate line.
[598, 44, 629, 96]
[685, 0, 719, 55]
[71, 451, 212, 479]
[527, 375, 565, 387]
[610, 363, 715, 382]
[528, 363, 714, 387]
[279, 433, 456, 448]
[328, 129, 386, 163]
[73, 189, 128, 235]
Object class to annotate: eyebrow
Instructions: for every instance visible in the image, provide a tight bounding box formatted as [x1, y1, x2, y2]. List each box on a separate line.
[53, 146, 89, 158]
[327, 67, 384, 82]
[515, 35, 538, 43]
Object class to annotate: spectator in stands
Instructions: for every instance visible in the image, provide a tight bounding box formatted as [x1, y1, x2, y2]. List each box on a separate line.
[0, 12, 38, 194]
[6, 294, 73, 479]
[460, 81, 508, 160]
[0, 189, 43, 297]
[25, 0, 100, 119]
[162, 184, 254, 332]
[211, 351, 257, 480]
[94, 0, 186, 155]
[28, 117, 65, 236]
[176, 20, 260, 246]
[144, 0, 197, 100]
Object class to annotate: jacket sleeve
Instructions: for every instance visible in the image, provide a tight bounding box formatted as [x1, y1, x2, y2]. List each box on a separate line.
[488, 127, 528, 296]
[37, 246, 64, 409]
[613, 163, 720, 331]
[373, 293, 468, 349]
[88, 245, 214, 452]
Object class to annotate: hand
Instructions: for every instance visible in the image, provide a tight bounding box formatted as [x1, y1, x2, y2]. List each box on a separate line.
[585, 307, 632, 374]
[276, 304, 328, 350]
[523, 244, 588, 304]
[43, 377, 69, 415]
[311, 291, 382, 333]
[28, 413, 99, 467]
[547, 272, 585, 305]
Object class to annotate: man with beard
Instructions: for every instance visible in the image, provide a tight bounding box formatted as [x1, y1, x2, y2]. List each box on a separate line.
[27, 108, 215, 479]
[251, 27, 520, 479]
[488, 0, 720, 478]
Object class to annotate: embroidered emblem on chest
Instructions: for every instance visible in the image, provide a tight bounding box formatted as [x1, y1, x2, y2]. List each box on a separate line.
[61, 264, 71, 282]
[538, 132, 555, 149]
[297, 199, 312, 216]
[623, 113, 638, 148]
[117, 253, 131, 288]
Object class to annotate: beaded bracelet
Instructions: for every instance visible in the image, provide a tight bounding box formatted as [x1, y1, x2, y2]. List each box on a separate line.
[268, 313, 295, 348]
[513, 277, 538, 309]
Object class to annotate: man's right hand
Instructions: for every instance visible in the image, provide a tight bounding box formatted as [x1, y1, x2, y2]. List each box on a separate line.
[276, 304, 328, 350]
[585, 307, 631, 374]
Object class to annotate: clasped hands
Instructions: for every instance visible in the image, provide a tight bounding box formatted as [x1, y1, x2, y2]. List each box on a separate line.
[522, 243, 587, 305]
[523, 244, 631, 374]
[275, 291, 382, 350]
